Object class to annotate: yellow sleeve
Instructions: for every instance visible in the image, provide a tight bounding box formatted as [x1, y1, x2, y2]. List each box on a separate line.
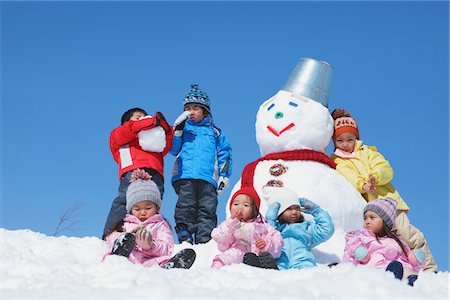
[333, 157, 366, 194]
[366, 147, 394, 186]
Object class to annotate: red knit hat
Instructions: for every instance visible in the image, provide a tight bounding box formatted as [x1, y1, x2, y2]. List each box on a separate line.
[331, 108, 359, 139]
[230, 186, 261, 210]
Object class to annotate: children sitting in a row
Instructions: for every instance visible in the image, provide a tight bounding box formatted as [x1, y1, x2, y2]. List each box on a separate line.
[101, 86, 433, 284]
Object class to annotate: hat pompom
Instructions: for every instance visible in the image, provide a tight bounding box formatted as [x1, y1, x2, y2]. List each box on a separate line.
[130, 168, 152, 182]
[331, 108, 354, 120]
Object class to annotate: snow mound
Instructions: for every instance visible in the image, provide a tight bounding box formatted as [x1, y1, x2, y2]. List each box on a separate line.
[1, 228, 448, 299]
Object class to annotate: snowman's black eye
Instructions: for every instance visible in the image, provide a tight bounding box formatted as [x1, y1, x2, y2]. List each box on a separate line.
[289, 101, 298, 107]
[267, 103, 275, 111]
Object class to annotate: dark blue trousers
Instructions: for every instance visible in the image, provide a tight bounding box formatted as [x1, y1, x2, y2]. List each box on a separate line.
[173, 179, 218, 244]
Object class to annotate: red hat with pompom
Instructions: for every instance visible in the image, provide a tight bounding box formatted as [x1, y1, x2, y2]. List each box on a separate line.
[331, 108, 359, 139]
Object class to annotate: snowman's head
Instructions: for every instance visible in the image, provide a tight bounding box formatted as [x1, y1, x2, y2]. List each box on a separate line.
[255, 90, 333, 156]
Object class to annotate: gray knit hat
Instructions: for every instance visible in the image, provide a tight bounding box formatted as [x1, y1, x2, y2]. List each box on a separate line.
[364, 197, 397, 230]
[183, 84, 211, 115]
[126, 169, 161, 212]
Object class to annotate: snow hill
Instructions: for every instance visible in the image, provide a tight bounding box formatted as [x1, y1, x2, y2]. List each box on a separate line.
[1, 228, 448, 300]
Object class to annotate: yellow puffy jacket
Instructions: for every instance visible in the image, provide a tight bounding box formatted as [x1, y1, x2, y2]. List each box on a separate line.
[331, 140, 409, 212]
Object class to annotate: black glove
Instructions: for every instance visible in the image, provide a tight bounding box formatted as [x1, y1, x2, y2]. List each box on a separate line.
[175, 119, 187, 131]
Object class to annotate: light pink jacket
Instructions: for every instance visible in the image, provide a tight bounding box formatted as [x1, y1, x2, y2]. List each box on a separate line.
[343, 229, 424, 273]
[211, 217, 283, 267]
[104, 214, 173, 267]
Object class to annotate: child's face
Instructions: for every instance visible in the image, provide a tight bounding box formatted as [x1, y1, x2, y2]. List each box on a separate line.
[334, 132, 357, 153]
[131, 200, 159, 222]
[184, 104, 207, 123]
[280, 205, 302, 224]
[130, 111, 146, 121]
[363, 210, 384, 234]
[230, 194, 255, 222]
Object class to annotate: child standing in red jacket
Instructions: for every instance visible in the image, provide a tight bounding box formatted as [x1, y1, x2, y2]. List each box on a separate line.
[103, 108, 173, 239]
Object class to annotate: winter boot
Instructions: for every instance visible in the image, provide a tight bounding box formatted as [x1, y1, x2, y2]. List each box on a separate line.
[112, 233, 135, 258]
[176, 228, 193, 244]
[386, 260, 404, 280]
[258, 252, 278, 270]
[243, 252, 260, 268]
[161, 248, 196, 269]
[407, 274, 418, 286]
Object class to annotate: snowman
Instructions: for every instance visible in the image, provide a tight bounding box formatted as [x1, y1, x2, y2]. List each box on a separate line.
[227, 58, 366, 263]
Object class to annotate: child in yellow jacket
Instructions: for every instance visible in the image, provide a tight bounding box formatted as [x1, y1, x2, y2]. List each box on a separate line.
[330, 108, 437, 272]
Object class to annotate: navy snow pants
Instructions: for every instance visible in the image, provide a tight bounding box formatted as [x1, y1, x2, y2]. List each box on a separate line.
[173, 179, 218, 244]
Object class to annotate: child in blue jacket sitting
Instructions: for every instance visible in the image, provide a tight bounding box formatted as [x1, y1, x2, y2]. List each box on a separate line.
[263, 186, 334, 270]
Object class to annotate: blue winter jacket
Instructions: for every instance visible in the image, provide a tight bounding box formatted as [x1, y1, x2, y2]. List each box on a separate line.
[170, 116, 232, 188]
[267, 205, 334, 270]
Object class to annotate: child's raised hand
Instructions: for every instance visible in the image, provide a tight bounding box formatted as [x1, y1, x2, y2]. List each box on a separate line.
[368, 174, 376, 186]
[173, 111, 191, 129]
[134, 227, 153, 250]
[362, 183, 377, 194]
[255, 238, 266, 250]
[231, 207, 243, 221]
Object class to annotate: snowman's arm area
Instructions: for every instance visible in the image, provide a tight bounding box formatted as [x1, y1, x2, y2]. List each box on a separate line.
[333, 158, 366, 194]
[366, 148, 394, 186]
[307, 207, 334, 248]
[215, 131, 232, 177]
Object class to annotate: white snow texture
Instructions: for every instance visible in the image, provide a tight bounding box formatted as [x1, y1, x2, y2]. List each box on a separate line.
[1, 228, 448, 300]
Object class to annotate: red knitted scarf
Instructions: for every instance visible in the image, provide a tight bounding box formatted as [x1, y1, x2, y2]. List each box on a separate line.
[241, 149, 336, 187]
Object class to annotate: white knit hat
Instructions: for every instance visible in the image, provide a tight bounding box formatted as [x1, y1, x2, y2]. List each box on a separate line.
[262, 186, 300, 217]
[126, 169, 161, 212]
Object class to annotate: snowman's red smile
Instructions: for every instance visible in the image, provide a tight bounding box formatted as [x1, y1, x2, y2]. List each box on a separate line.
[267, 123, 295, 137]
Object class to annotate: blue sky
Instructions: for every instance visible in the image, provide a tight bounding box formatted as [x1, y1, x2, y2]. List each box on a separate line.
[1, 2, 448, 270]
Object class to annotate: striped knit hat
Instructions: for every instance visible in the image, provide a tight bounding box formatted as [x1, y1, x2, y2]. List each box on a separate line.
[126, 169, 161, 212]
[183, 84, 211, 116]
[364, 197, 397, 230]
[331, 108, 359, 139]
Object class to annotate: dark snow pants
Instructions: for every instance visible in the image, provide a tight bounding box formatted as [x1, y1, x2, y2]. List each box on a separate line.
[102, 168, 164, 239]
[173, 179, 218, 244]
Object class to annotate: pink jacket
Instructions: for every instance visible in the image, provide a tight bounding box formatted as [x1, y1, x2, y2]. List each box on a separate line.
[211, 217, 283, 267]
[104, 214, 173, 267]
[343, 229, 424, 273]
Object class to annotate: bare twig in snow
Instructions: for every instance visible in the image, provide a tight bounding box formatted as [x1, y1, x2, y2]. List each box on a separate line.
[53, 203, 86, 236]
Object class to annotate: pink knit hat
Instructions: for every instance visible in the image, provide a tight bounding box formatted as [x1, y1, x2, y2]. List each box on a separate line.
[126, 169, 161, 212]
[364, 197, 397, 230]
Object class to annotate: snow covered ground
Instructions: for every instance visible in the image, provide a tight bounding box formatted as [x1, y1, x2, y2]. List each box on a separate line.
[1, 228, 448, 300]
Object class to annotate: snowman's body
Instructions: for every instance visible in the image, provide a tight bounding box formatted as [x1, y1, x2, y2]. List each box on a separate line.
[227, 90, 366, 263]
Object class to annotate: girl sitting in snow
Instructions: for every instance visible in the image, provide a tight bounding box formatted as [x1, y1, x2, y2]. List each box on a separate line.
[330, 108, 437, 272]
[104, 169, 196, 269]
[263, 186, 334, 270]
[343, 198, 425, 286]
[210, 186, 283, 269]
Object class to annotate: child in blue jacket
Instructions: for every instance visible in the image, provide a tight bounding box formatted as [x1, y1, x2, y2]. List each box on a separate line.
[170, 84, 233, 244]
[263, 186, 334, 270]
